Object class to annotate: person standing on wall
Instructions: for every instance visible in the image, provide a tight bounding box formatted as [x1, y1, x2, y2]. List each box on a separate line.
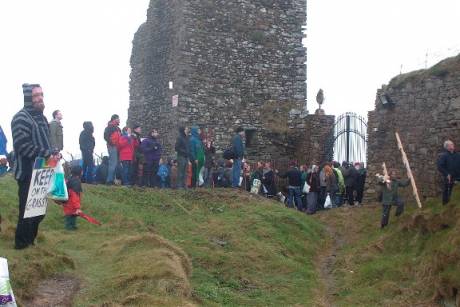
[11, 84, 56, 249]
[104, 114, 121, 185]
[141, 129, 162, 187]
[79, 121, 95, 184]
[188, 126, 205, 188]
[231, 127, 245, 188]
[49, 110, 63, 152]
[437, 140, 460, 205]
[175, 126, 189, 189]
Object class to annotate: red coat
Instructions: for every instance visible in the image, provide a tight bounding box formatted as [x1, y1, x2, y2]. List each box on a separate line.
[118, 135, 137, 161]
[63, 189, 81, 216]
[110, 129, 121, 147]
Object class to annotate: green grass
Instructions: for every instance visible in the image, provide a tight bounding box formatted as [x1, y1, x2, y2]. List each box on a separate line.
[0, 174, 324, 306]
[321, 189, 460, 306]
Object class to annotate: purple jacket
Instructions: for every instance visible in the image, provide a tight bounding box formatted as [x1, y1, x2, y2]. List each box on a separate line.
[141, 136, 162, 164]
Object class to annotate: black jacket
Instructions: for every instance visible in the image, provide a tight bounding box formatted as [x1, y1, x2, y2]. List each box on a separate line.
[262, 170, 277, 196]
[79, 124, 95, 154]
[278, 167, 302, 187]
[307, 172, 320, 193]
[175, 132, 189, 158]
[437, 150, 460, 179]
[343, 166, 359, 188]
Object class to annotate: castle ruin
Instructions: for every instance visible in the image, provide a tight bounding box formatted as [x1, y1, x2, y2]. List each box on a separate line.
[128, 0, 334, 164]
[366, 54, 460, 200]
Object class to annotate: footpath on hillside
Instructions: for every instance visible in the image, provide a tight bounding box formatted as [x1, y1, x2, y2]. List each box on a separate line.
[313, 199, 460, 307]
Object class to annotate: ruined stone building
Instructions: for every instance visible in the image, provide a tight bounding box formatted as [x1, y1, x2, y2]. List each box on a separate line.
[128, 0, 334, 164]
[366, 54, 460, 200]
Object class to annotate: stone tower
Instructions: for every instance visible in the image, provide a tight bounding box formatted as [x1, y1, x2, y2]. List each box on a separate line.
[129, 0, 333, 163]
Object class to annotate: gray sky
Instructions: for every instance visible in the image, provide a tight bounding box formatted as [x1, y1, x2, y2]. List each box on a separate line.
[1, 0, 459, 158]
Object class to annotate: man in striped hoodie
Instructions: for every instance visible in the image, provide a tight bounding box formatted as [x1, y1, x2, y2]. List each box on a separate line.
[11, 83, 53, 249]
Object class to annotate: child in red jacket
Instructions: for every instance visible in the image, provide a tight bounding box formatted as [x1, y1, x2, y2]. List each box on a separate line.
[63, 165, 83, 230]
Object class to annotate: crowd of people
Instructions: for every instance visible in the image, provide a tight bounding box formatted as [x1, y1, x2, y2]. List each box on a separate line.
[1, 83, 458, 249]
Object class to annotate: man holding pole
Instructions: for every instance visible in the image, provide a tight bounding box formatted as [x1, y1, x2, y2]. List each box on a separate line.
[437, 140, 460, 205]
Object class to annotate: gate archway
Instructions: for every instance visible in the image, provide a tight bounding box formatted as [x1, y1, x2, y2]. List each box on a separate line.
[325, 112, 367, 165]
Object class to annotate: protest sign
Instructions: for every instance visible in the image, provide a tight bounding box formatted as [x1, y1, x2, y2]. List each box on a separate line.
[23, 158, 56, 218]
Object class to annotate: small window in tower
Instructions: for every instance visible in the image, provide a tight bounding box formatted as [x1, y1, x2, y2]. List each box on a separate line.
[245, 129, 256, 148]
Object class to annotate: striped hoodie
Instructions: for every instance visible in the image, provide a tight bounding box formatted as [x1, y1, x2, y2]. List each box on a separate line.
[11, 106, 51, 181]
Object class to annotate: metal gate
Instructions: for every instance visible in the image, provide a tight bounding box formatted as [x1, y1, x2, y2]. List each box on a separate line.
[325, 112, 367, 165]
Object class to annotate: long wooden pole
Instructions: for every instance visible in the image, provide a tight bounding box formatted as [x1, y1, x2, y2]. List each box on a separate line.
[395, 132, 422, 208]
[382, 162, 391, 189]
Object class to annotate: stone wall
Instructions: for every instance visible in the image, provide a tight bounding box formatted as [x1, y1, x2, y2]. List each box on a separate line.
[129, 0, 334, 163]
[366, 54, 460, 201]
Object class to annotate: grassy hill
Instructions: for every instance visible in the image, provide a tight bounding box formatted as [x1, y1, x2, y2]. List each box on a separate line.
[0, 174, 324, 306]
[316, 191, 460, 306]
[1, 173, 459, 306]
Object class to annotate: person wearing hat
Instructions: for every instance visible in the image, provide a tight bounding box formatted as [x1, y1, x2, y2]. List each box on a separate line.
[231, 127, 245, 188]
[11, 83, 55, 249]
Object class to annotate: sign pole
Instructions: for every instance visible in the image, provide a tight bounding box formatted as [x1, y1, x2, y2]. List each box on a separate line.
[395, 132, 422, 208]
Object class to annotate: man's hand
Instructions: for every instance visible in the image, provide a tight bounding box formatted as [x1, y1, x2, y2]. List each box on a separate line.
[76, 209, 82, 215]
[447, 174, 452, 184]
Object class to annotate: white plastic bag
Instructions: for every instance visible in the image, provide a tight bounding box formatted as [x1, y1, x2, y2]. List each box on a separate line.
[324, 194, 332, 209]
[302, 182, 310, 194]
[198, 167, 205, 187]
[0, 258, 17, 307]
[250, 179, 261, 194]
[47, 160, 68, 202]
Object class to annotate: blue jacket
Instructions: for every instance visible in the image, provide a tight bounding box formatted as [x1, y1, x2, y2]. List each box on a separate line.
[0, 126, 7, 156]
[157, 164, 169, 180]
[232, 134, 245, 159]
[141, 136, 162, 164]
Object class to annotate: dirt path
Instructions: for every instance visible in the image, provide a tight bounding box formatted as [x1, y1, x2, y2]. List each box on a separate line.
[313, 204, 380, 306]
[23, 274, 80, 307]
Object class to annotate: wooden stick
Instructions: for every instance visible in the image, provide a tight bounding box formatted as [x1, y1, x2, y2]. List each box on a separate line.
[382, 162, 391, 189]
[395, 132, 422, 208]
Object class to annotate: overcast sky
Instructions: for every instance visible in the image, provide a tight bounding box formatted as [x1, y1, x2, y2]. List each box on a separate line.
[1, 0, 459, 158]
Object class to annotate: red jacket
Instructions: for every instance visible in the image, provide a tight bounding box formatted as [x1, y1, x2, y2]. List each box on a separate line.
[63, 189, 81, 216]
[118, 135, 137, 161]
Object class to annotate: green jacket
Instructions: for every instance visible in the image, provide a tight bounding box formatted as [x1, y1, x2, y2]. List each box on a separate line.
[49, 119, 63, 151]
[379, 178, 410, 205]
[333, 167, 345, 193]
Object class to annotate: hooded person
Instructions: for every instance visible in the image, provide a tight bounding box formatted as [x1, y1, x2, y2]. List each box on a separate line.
[79, 121, 95, 183]
[11, 83, 53, 249]
[175, 126, 189, 189]
[188, 126, 205, 188]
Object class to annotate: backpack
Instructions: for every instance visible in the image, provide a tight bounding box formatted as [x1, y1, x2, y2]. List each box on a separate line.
[223, 148, 235, 160]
